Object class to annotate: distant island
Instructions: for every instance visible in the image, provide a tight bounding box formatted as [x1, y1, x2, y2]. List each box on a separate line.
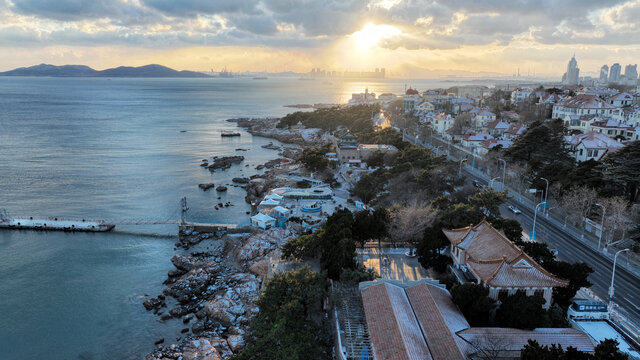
[0, 64, 210, 78]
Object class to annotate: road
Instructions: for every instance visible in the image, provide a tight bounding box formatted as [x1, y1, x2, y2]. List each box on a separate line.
[482, 178, 640, 328]
[404, 131, 640, 330]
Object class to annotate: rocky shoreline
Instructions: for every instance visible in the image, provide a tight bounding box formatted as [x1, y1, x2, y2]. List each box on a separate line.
[227, 118, 326, 147]
[144, 228, 299, 360]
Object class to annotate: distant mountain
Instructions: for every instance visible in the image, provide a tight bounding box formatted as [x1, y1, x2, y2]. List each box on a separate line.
[0, 63, 211, 78]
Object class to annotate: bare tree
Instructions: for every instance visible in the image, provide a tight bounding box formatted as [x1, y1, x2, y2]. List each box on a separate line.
[560, 186, 598, 235]
[597, 196, 632, 246]
[464, 334, 511, 360]
[450, 113, 474, 134]
[389, 201, 437, 255]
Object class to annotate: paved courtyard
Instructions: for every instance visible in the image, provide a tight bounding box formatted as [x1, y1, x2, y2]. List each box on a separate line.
[357, 248, 432, 282]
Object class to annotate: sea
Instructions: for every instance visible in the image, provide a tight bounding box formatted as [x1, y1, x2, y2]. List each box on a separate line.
[0, 76, 488, 360]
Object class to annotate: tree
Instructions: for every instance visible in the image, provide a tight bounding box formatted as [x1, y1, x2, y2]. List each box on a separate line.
[468, 188, 510, 218]
[236, 266, 329, 360]
[494, 290, 550, 329]
[389, 201, 437, 255]
[298, 144, 332, 172]
[594, 339, 629, 360]
[505, 120, 572, 171]
[320, 209, 357, 280]
[546, 261, 593, 307]
[601, 141, 640, 202]
[560, 185, 599, 233]
[281, 230, 323, 260]
[450, 113, 473, 133]
[352, 208, 389, 244]
[491, 218, 524, 243]
[597, 196, 632, 246]
[520, 242, 556, 267]
[521, 340, 592, 360]
[450, 284, 496, 326]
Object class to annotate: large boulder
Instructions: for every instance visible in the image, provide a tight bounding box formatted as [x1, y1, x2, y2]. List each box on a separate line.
[237, 228, 297, 262]
[182, 338, 222, 360]
[227, 335, 246, 353]
[204, 297, 246, 327]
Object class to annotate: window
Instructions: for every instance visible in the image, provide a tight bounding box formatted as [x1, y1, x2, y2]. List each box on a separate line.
[579, 149, 583, 156]
[587, 150, 593, 157]
[593, 150, 598, 157]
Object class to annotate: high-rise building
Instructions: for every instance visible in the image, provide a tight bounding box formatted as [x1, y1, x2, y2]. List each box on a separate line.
[624, 64, 638, 85]
[562, 55, 580, 85]
[599, 65, 609, 83]
[609, 63, 621, 83]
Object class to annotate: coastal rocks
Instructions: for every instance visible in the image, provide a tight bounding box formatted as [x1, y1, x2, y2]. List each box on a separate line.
[261, 142, 281, 151]
[207, 156, 244, 171]
[226, 335, 245, 353]
[243, 175, 285, 205]
[182, 338, 222, 360]
[143, 296, 163, 310]
[232, 177, 249, 184]
[237, 228, 297, 264]
[198, 183, 215, 191]
[163, 265, 222, 304]
[171, 254, 200, 272]
[215, 186, 227, 192]
[204, 297, 245, 327]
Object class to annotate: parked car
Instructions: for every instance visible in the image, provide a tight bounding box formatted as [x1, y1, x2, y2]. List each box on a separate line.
[508, 205, 521, 214]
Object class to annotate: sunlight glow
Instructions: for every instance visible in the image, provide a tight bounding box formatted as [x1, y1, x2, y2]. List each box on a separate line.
[350, 23, 401, 50]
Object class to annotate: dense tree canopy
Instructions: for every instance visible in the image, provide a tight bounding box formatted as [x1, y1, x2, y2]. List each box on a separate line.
[450, 284, 496, 326]
[277, 105, 378, 137]
[521, 339, 628, 360]
[505, 120, 572, 170]
[601, 140, 640, 202]
[235, 266, 330, 360]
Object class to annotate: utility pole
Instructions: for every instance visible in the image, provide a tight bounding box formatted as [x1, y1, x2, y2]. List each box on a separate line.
[458, 159, 467, 177]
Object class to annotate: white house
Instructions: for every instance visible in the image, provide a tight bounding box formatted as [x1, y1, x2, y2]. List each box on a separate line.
[461, 132, 492, 153]
[486, 119, 510, 137]
[474, 109, 497, 127]
[250, 213, 276, 230]
[415, 100, 436, 112]
[589, 119, 636, 140]
[503, 124, 527, 140]
[608, 92, 634, 107]
[477, 138, 513, 155]
[552, 94, 621, 119]
[510, 88, 533, 104]
[564, 132, 625, 162]
[430, 113, 455, 135]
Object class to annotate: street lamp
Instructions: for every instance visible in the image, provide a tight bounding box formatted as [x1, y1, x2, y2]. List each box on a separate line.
[435, 146, 442, 155]
[530, 202, 544, 240]
[498, 158, 507, 191]
[609, 248, 630, 307]
[595, 203, 606, 250]
[540, 177, 549, 214]
[490, 177, 500, 188]
[458, 159, 468, 177]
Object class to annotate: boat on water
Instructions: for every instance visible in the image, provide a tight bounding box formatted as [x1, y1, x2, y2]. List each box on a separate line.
[252, 76, 268, 80]
[0, 210, 115, 232]
[221, 130, 241, 137]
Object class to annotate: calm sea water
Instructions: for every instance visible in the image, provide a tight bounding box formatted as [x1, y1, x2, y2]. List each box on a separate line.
[0, 76, 478, 360]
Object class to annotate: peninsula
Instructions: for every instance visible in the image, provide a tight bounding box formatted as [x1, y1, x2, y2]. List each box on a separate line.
[0, 64, 210, 78]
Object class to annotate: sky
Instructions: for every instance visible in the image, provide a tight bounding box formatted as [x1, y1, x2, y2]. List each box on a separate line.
[1, 0, 640, 77]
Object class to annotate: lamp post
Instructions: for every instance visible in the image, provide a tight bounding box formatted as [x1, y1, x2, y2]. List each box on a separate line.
[458, 159, 467, 177]
[498, 158, 506, 191]
[595, 203, 606, 250]
[609, 249, 630, 307]
[540, 177, 549, 214]
[530, 202, 544, 240]
[435, 146, 442, 155]
[446, 139, 451, 160]
[490, 177, 500, 188]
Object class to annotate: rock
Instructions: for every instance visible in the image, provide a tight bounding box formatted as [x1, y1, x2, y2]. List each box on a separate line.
[232, 177, 249, 184]
[261, 143, 281, 150]
[249, 258, 270, 277]
[161, 314, 172, 321]
[238, 228, 297, 262]
[168, 269, 185, 277]
[198, 183, 215, 191]
[181, 328, 190, 333]
[154, 338, 164, 345]
[182, 338, 222, 360]
[143, 297, 162, 310]
[227, 335, 245, 353]
[215, 186, 227, 192]
[235, 148, 248, 151]
[204, 297, 245, 327]
[207, 156, 244, 171]
[171, 254, 199, 272]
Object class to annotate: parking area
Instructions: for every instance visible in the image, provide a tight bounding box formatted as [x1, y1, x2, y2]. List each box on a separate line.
[357, 248, 432, 282]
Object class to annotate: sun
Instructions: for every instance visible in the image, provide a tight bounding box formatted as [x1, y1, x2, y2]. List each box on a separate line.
[350, 23, 401, 50]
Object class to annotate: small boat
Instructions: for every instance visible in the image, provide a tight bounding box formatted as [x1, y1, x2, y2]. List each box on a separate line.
[252, 76, 268, 80]
[221, 130, 241, 137]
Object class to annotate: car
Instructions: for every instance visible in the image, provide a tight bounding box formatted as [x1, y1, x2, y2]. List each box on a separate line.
[508, 205, 521, 214]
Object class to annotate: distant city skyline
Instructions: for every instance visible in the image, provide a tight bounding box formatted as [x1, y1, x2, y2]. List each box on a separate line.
[2, 1, 640, 77]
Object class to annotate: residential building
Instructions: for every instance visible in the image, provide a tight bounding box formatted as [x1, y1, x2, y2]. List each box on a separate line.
[461, 132, 492, 153]
[510, 88, 533, 104]
[358, 279, 594, 360]
[562, 55, 580, 85]
[444, 219, 568, 309]
[624, 64, 638, 85]
[599, 65, 609, 83]
[564, 131, 625, 162]
[250, 213, 275, 230]
[589, 119, 636, 140]
[403, 88, 421, 113]
[415, 100, 435, 112]
[334, 130, 398, 163]
[552, 94, 620, 119]
[486, 119, 510, 137]
[456, 85, 487, 99]
[608, 92, 634, 107]
[503, 124, 527, 140]
[474, 109, 496, 127]
[477, 138, 513, 155]
[430, 113, 455, 135]
[609, 63, 622, 83]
